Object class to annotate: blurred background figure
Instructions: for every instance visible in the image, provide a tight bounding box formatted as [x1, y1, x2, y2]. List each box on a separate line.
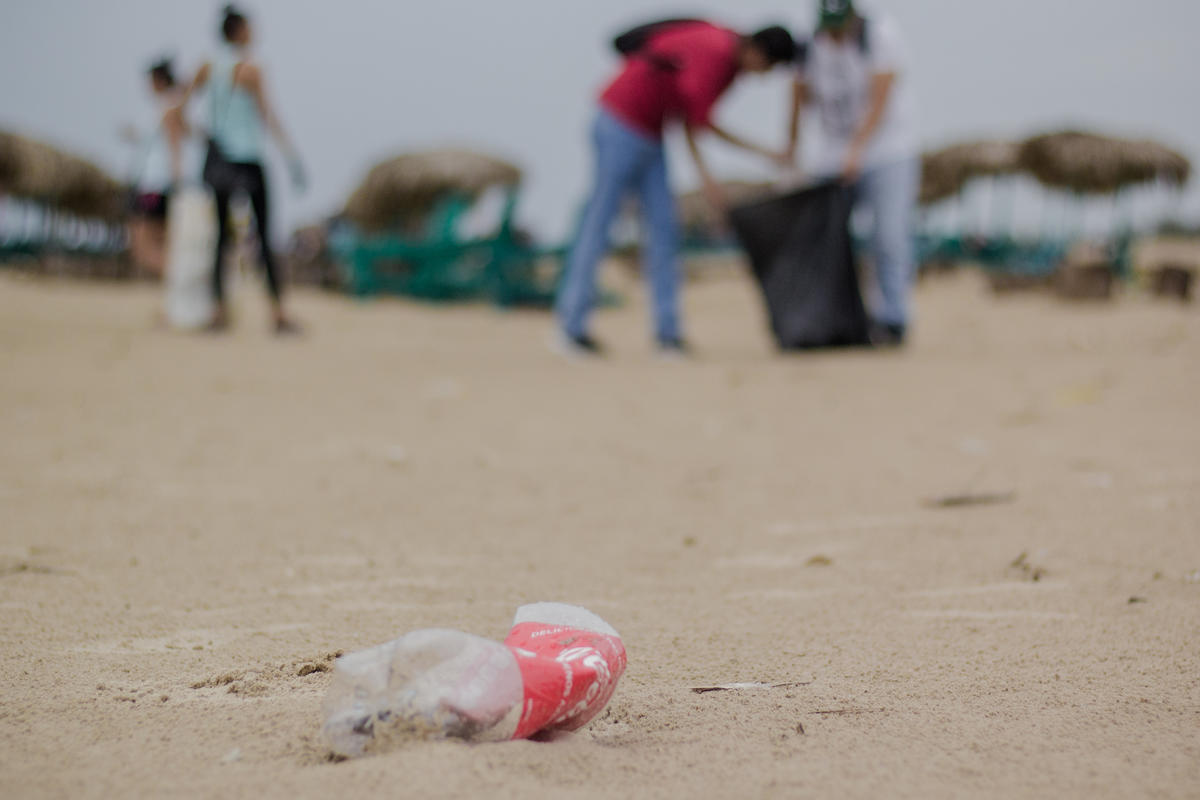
[785, 0, 918, 346]
[183, 4, 305, 334]
[126, 58, 188, 277]
[555, 20, 796, 358]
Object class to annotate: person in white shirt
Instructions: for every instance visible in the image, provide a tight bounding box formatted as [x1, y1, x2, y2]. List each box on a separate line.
[785, 0, 919, 346]
[127, 59, 188, 276]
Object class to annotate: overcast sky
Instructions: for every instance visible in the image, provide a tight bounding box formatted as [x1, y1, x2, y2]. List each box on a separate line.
[2, 0, 1197, 241]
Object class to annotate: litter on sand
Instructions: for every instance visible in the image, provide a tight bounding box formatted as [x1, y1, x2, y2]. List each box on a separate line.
[1010, 551, 1048, 582]
[322, 603, 625, 757]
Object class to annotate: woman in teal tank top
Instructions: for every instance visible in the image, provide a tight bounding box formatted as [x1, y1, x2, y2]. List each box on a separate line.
[182, 5, 305, 334]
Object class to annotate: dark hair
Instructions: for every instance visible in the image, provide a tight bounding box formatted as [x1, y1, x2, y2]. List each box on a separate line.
[221, 4, 248, 42]
[749, 25, 798, 66]
[148, 57, 176, 88]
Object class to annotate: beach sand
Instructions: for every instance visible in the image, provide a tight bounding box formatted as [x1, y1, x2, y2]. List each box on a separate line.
[0, 266, 1197, 798]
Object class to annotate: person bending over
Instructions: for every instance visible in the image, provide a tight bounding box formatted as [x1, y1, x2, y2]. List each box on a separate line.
[556, 21, 797, 357]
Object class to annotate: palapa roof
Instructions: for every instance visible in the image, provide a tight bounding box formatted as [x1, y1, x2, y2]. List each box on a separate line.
[919, 140, 1024, 205]
[1019, 131, 1191, 195]
[0, 130, 124, 221]
[343, 149, 523, 232]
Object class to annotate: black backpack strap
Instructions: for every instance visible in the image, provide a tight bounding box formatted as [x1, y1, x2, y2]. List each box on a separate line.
[857, 19, 870, 54]
[794, 39, 810, 68]
[613, 18, 703, 53]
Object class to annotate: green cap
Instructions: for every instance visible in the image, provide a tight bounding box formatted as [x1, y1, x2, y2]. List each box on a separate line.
[818, 0, 856, 29]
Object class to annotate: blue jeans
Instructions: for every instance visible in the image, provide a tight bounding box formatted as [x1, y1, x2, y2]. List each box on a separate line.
[557, 110, 681, 342]
[856, 156, 920, 327]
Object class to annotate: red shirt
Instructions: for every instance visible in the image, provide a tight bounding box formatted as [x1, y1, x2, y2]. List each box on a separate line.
[599, 22, 741, 139]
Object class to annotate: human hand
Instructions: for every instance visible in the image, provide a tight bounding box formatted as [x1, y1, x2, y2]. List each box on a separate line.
[118, 124, 140, 145]
[769, 148, 796, 170]
[702, 178, 727, 216]
[287, 156, 308, 194]
[841, 146, 864, 183]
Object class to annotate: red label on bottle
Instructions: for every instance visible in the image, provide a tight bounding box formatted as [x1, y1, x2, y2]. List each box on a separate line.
[503, 622, 627, 740]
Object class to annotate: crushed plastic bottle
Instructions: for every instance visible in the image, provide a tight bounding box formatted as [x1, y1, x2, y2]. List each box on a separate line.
[322, 602, 626, 757]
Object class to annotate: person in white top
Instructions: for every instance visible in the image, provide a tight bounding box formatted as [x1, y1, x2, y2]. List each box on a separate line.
[127, 59, 188, 276]
[785, 0, 920, 345]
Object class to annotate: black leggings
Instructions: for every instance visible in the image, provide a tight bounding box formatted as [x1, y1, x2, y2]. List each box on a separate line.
[210, 162, 282, 303]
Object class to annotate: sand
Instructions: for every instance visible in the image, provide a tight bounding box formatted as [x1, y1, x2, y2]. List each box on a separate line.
[0, 265, 1197, 798]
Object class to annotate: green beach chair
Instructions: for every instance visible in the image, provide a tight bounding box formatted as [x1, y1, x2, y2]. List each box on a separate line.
[332, 187, 563, 308]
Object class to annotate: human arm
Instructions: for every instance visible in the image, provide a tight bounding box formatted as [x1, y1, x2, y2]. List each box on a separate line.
[163, 106, 188, 185]
[178, 62, 211, 110]
[785, 78, 808, 164]
[240, 64, 297, 158]
[239, 63, 305, 189]
[708, 123, 793, 167]
[684, 123, 726, 214]
[673, 28, 792, 168]
[841, 71, 895, 181]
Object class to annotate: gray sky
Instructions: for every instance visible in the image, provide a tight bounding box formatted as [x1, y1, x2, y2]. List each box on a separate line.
[2, 0, 1198, 241]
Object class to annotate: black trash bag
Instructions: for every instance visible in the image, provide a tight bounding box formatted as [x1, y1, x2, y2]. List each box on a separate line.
[728, 183, 871, 350]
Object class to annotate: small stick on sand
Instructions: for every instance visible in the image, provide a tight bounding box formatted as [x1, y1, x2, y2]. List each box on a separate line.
[923, 491, 1016, 509]
[691, 681, 812, 694]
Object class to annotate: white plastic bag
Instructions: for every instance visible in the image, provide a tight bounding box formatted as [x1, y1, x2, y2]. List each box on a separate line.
[164, 186, 216, 329]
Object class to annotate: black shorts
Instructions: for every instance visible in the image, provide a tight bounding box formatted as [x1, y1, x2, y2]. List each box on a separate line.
[132, 192, 169, 221]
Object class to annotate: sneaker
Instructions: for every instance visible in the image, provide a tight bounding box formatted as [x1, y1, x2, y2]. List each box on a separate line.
[552, 331, 604, 359]
[868, 322, 906, 348]
[656, 337, 692, 360]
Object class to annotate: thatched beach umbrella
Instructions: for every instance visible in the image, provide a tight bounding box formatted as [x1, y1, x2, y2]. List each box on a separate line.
[0, 131, 19, 189]
[0, 133, 60, 201]
[0, 129, 124, 221]
[55, 160, 123, 221]
[1019, 131, 1191, 195]
[919, 140, 1024, 205]
[343, 149, 523, 232]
